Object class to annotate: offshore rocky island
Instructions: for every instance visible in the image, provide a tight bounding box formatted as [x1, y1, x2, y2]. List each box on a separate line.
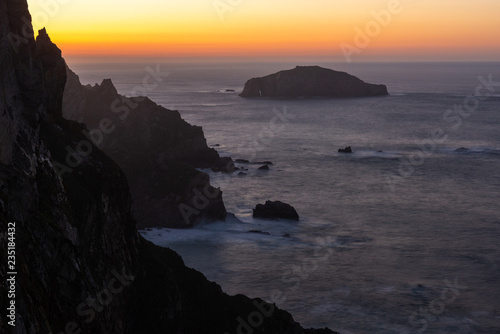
[239, 66, 388, 98]
[0, 0, 339, 333]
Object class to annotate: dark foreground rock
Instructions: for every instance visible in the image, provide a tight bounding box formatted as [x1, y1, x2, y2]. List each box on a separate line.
[63, 60, 232, 228]
[0, 3, 337, 333]
[253, 201, 300, 220]
[240, 65, 388, 98]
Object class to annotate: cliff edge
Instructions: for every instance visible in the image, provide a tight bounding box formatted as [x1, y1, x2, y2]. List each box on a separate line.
[62, 66, 232, 229]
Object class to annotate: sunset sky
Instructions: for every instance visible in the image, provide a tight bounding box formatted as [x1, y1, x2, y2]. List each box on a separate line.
[26, 0, 500, 61]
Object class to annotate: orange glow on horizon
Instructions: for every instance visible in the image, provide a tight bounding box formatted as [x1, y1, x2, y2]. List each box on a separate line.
[27, 0, 500, 61]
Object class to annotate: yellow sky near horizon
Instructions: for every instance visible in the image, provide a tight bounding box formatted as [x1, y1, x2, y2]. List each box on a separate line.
[26, 0, 500, 61]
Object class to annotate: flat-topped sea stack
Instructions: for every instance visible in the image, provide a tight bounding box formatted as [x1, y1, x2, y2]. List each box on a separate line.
[239, 65, 388, 98]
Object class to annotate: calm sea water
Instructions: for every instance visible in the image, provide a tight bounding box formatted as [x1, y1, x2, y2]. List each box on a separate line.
[68, 60, 500, 334]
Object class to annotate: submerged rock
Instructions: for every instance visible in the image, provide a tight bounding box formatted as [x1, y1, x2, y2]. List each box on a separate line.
[338, 146, 353, 153]
[258, 165, 270, 170]
[248, 230, 271, 235]
[336, 236, 373, 245]
[455, 147, 470, 152]
[253, 201, 300, 220]
[240, 65, 388, 98]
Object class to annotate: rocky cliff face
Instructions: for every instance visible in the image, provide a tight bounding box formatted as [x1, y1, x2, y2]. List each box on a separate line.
[63, 67, 233, 228]
[0, 1, 337, 333]
[239, 65, 388, 98]
[0, 1, 140, 333]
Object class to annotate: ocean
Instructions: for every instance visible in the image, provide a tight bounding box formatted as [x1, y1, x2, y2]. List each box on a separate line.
[67, 60, 500, 334]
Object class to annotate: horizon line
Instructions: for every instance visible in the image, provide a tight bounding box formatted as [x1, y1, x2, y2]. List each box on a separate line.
[63, 54, 500, 64]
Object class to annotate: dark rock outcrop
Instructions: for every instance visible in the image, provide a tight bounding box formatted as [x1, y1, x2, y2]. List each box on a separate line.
[36, 27, 66, 120]
[253, 201, 300, 220]
[0, 2, 338, 333]
[63, 66, 224, 167]
[129, 159, 227, 229]
[63, 66, 231, 228]
[240, 65, 388, 98]
[455, 147, 470, 152]
[211, 156, 236, 173]
[338, 146, 353, 153]
[248, 230, 271, 235]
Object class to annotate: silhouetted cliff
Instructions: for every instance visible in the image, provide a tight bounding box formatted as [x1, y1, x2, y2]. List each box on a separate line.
[63, 66, 233, 228]
[0, 1, 337, 333]
[240, 66, 388, 98]
[0, 1, 140, 332]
